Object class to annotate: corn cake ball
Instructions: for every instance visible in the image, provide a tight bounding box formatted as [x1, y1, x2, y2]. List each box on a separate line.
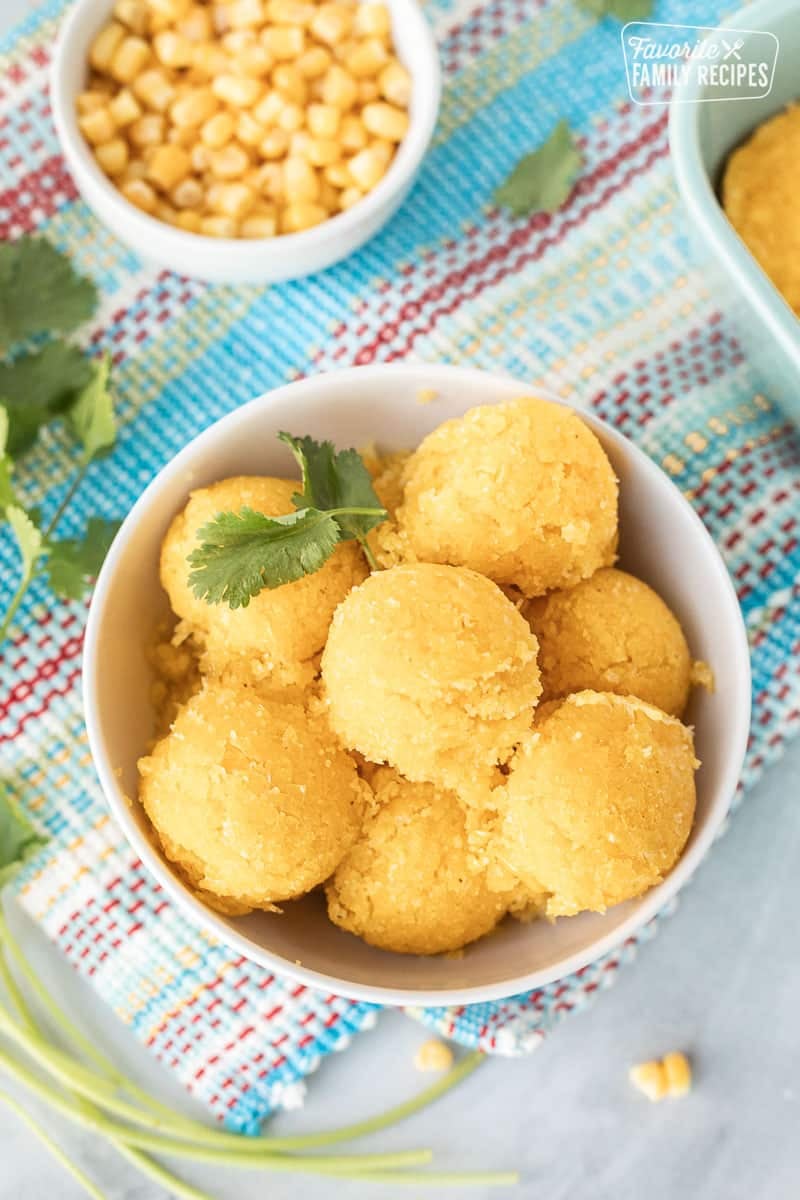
[138, 682, 367, 914]
[722, 104, 800, 314]
[495, 692, 698, 917]
[321, 562, 542, 794]
[397, 396, 618, 596]
[160, 475, 367, 686]
[326, 767, 507, 954]
[525, 567, 692, 717]
[364, 448, 413, 568]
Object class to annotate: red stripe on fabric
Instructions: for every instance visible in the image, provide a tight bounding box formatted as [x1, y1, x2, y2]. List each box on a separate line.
[0, 153, 78, 238]
[0, 666, 81, 743]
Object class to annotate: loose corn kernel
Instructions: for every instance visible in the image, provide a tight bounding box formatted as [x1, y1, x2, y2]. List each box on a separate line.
[272, 62, 307, 103]
[253, 89, 286, 124]
[133, 67, 176, 113]
[171, 177, 204, 208]
[346, 37, 389, 77]
[236, 112, 267, 146]
[289, 130, 311, 156]
[77, 90, 110, 114]
[129, 113, 166, 147]
[108, 87, 143, 126]
[353, 3, 391, 38]
[212, 73, 263, 106]
[284, 155, 319, 201]
[201, 214, 239, 236]
[170, 87, 218, 127]
[252, 161, 284, 199]
[222, 29, 257, 53]
[318, 177, 339, 209]
[95, 137, 130, 176]
[332, 37, 357, 65]
[339, 183, 363, 209]
[175, 209, 203, 232]
[307, 101, 339, 137]
[153, 30, 194, 67]
[168, 124, 196, 147]
[228, 0, 266, 28]
[413, 1040, 454, 1073]
[662, 1052, 692, 1098]
[281, 200, 327, 231]
[259, 128, 289, 158]
[209, 141, 251, 178]
[347, 142, 388, 190]
[121, 177, 158, 213]
[147, 9, 173, 35]
[109, 35, 152, 83]
[262, 24, 305, 60]
[362, 100, 408, 141]
[358, 80, 379, 103]
[113, 0, 149, 34]
[310, 3, 353, 45]
[306, 136, 339, 166]
[324, 159, 352, 187]
[240, 213, 277, 236]
[191, 41, 231, 75]
[236, 44, 273, 76]
[339, 112, 367, 151]
[210, 181, 258, 218]
[201, 110, 235, 148]
[147, 143, 191, 190]
[190, 143, 211, 171]
[629, 1061, 667, 1103]
[79, 107, 117, 146]
[89, 22, 126, 72]
[378, 59, 410, 106]
[277, 102, 305, 131]
[296, 45, 331, 77]
[266, 0, 314, 23]
[177, 4, 213, 41]
[148, 0, 191, 18]
[121, 157, 148, 181]
[321, 64, 357, 108]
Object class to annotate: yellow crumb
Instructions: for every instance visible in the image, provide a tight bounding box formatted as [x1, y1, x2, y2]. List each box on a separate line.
[416, 387, 438, 405]
[629, 1052, 692, 1101]
[662, 1051, 692, 1097]
[690, 659, 716, 693]
[414, 1039, 454, 1072]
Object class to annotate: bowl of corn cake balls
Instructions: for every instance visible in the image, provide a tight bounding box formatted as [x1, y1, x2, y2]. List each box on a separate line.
[51, 0, 440, 281]
[84, 365, 751, 1004]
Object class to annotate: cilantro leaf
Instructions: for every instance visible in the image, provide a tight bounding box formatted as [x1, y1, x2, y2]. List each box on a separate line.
[188, 506, 342, 608]
[0, 781, 48, 888]
[577, 0, 652, 18]
[1, 342, 94, 457]
[278, 432, 386, 541]
[7, 505, 45, 578]
[68, 354, 116, 463]
[0, 238, 97, 351]
[45, 517, 120, 601]
[494, 120, 583, 217]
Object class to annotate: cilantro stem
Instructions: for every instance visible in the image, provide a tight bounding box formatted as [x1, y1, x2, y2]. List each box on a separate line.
[359, 534, 379, 571]
[0, 1089, 108, 1200]
[43, 460, 89, 540]
[0, 565, 36, 644]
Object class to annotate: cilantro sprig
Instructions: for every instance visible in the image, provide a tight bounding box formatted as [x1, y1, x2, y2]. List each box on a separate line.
[188, 434, 387, 609]
[0, 237, 120, 644]
[494, 120, 583, 217]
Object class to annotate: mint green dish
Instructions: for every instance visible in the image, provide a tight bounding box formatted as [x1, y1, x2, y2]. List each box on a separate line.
[669, 0, 800, 423]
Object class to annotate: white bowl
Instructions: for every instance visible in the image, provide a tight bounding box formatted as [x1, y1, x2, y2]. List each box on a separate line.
[51, 0, 440, 284]
[84, 365, 751, 1006]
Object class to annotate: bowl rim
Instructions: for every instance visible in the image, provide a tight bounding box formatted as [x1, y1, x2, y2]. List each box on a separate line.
[51, 0, 441, 265]
[83, 363, 752, 1006]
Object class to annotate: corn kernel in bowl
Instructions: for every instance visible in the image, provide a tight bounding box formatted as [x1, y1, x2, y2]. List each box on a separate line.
[77, 0, 412, 239]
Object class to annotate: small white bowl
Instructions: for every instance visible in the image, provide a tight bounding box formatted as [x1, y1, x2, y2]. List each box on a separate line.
[84, 365, 751, 1006]
[51, 0, 440, 284]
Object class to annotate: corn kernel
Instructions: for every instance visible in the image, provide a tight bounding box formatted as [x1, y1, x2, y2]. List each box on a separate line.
[362, 100, 408, 141]
[347, 142, 388, 190]
[281, 200, 327, 231]
[629, 1061, 667, 1103]
[332, 37, 357, 65]
[209, 142, 251, 178]
[89, 22, 126, 72]
[153, 30, 194, 68]
[108, 87, 143, 126]
[201, 110, 235, 148]
[222, 29, 257, 52]
[662, 1052, 692, 1098]
[310, 3, 353, 45]
[358, 80, 378, 102]
[228, 0, 265, 28]
[147, 10, 173, 35]
[191, 143, 211, 172]
[284, 155, 319, 201]
[339, 183, 363, 209]
[318, 177, 338, 209]
[259, 128, 289, 158]
[289, 130, 311, 156]
[95, 137, 129, 176]
[253, 90, 286, 125]
[413, 1039, 454, 1073]
[113, 0, 149, 34]
[261, 24, 305, 61]
[210, 181, 257, 218]
[378, 59, 410, 107]
[296, 46, 332, 77]
[171, 177, 204, 208]
[168, 125, 197, 147]
[324, 159, 352, 187]
[253, 161, 284, 199]
[129, 112, 166, 147]
[236, 44, 273, 76]
[110, 35, 152, 83]
[121, 157, 148, 182]
[271, 63, 305, 104]
[121, 177, 158, 213]
[305, 136, 339, 166]
[212, 73, 263, 106]
[170, 87, 218, 127]
[339, 113, 367, 151]
[353, 3, 391, 38]
[266, 0, 314, 23]
[133, 68, 176, 113]
[240, 213, 277, 236]
[177, 5, 213, 41]
[201, 214, 239, 236]
[211, 4, 232, 34]
[346, 37, 389, 77]
[236, 112, 266, 146]
[79, 108, 117, 146]
[321, 64, 357, 108]
[147, 143, 191, 190]
[175, 209, 203, 232]
[77, 90, 110, 115]
[277, 102, 305, 131]
[192, 41, 231, 76]
[307, 102, 339, 138]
